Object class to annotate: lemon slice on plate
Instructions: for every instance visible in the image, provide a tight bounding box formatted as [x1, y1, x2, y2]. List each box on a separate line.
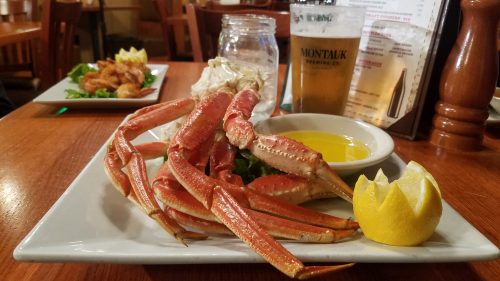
[115, 47, 148, 64]
[353, 161, 442, 246]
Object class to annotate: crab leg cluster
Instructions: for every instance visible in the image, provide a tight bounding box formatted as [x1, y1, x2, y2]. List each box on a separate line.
[104, 83, 359, 279]
[104, 97, 207, 242]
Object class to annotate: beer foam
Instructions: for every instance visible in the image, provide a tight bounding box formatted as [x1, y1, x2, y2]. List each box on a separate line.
[290, 4, 365, 38]
[291, 30, 361, 38]
[291, 19, 364, 38]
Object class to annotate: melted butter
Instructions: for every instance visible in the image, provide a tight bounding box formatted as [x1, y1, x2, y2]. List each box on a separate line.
[281, 130, 370, 162]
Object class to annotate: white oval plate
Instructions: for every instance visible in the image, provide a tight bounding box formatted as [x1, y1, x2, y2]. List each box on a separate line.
[254, 113, 394, 176]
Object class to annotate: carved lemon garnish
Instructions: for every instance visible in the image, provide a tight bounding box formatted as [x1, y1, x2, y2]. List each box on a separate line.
[115, 47, 148, 64]
[353, 161, 442, 246]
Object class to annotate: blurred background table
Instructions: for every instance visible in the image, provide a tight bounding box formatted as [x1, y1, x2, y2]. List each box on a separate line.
[0, 61, 498, 281]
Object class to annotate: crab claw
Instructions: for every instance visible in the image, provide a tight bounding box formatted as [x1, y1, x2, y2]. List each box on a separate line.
[223, 89, 353, 203]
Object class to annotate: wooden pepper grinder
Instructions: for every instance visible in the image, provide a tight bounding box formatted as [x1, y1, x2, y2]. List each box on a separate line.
[430, 0, 500, 151]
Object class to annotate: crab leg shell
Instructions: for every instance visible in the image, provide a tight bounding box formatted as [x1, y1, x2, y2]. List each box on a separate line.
[168, 153, 350, 279]
[206, 176, 357, 230]
[153, 126, 221, 223]
[247, 174, 341, 204]
[134, 141, 169, 160]
[252, 135, 353, 203]
[246, 209, 356, 242]
[104, 147, 132, 197]
[209, 131, 244, 186]
[129, 102, 176, 120]
[126, 151, 206, 242]
[167, 91, 352, 279]
[222, 88, 258, 149]
[117, 97, 196, 146]
[106, 98, 206, 242]
[166, 207, 233, 235]
[104, 141, 168, 197]
[169, 89, 234, 152]
[211, 186, 305, 277]
[155, 175, 357, 238]
[153, 161, 219, 222]
[155, 181, 217, 222]
[167, 90, 235, 205]
[168, 153, 301, 276]
[244, 189, 359, 230]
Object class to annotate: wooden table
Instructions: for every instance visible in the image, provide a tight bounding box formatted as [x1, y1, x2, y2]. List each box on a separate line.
[0, 62, 498, 281]
[0, 21, 40, 47]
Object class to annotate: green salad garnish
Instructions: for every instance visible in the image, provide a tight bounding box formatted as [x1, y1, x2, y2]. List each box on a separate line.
[67, 63, 97, 84]
[143, 70, 156, 88]
[65, 89, 90, 99]
[162, 149, 282, 184]
[234, 150, 283, 184]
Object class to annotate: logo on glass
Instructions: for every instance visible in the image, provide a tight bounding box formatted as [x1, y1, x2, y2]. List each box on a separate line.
[306, 13, 334, 22]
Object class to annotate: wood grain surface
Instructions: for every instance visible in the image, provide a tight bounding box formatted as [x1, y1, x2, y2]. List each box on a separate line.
[0, 61, 498, 281]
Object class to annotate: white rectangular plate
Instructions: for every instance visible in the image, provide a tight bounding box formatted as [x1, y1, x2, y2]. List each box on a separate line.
[32, 64, 168, 108]
[14, 125, 499, 264]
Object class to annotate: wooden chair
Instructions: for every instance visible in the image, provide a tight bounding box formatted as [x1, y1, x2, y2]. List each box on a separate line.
[0, 0, 35, 75]
[153, 0, 192, 61]
[186, 3, 290, 63]
[39, 0, 82, 90]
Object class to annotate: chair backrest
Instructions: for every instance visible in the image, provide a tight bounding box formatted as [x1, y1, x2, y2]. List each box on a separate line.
[153, 0, 191, 61]
[186, 3, 290, 63]
[0, 0, 32, 74]
[39, 0, 82, 90]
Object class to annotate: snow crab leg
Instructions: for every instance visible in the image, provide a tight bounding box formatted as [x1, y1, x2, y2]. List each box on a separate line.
[104, 97, 207, 243]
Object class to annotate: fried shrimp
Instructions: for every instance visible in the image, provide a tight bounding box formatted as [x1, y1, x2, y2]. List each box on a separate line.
[80, 59, 154, 98]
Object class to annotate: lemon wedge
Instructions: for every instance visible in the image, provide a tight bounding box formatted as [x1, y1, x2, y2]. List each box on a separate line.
[115, 47, 148, 64]
[353, 161, 442, 246]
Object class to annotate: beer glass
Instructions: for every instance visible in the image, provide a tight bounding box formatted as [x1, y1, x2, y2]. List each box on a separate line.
[290, 3, 365, 115]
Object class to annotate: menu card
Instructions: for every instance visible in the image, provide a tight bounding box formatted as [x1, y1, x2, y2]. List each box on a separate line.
[281, 0, 452, 138]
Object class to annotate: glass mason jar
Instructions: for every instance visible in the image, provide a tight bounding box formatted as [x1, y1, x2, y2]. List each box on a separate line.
[218, 14, 279, 122]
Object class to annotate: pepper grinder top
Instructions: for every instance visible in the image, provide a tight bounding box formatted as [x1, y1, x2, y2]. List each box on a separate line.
[429, 0, 500, 151]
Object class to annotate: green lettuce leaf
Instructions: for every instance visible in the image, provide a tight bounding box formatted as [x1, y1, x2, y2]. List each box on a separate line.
[142, 70, 156, 88]
[233, 150, 283, 184]
[67, 63, 97, 84]
[95, 88, 117, 98]
[65, 89, 89, 99]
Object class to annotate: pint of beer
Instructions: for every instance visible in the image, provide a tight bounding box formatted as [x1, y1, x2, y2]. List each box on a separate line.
[290, 4, 365, 115]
